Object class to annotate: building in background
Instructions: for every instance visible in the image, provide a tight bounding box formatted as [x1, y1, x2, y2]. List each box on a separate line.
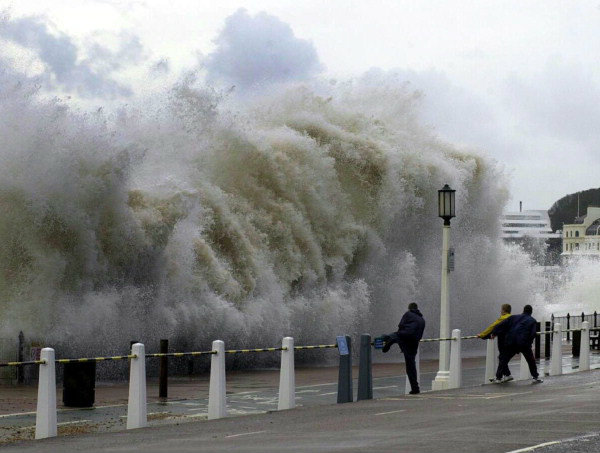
[562, 206, 600, 257]
[501, 209, 561, 240]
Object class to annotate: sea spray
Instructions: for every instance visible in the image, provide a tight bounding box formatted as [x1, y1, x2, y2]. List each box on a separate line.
[0, 72, 542, 357]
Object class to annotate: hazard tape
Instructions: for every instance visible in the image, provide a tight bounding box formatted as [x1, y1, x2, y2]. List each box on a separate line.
[294, 344, 338, 350]
[146, 351, 216, 358]
[0, 360, 46, 368]
[225, 347, 286, 354]
[56, 354, 136, 364]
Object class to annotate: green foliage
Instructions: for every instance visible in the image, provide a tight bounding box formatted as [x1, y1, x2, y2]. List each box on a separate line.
[548, 188, 600, 232]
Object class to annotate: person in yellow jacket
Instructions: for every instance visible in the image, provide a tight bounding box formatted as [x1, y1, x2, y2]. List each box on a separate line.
[478, 304, 513, 383]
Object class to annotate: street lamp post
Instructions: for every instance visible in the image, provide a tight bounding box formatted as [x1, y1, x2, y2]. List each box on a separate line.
[432, 184, 456, 391]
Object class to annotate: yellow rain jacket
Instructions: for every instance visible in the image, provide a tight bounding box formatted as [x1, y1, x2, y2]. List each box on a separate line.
[478, 313, 512, 339]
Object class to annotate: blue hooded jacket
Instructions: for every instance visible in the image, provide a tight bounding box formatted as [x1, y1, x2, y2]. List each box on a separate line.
[396, 308, 426, 354]
[492, 312, 537, 348]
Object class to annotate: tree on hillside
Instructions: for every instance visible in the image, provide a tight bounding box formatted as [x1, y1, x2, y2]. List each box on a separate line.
[548, 188, 600, 232]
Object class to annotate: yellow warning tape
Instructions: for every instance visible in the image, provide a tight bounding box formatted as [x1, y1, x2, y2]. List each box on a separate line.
[56, 354, 136, 364]
[0, 360, 46, 368]
[294, 344, 338, 350]
[225, 347, 286, 354]
[146, 351, 217, 358]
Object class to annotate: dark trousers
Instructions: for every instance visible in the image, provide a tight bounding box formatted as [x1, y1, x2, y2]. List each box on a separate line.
[385, 333, 419, 392]
[403, 350, 419, 392]
[496, 345, 538, 380]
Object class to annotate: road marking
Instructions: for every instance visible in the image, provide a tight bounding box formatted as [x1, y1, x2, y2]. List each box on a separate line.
[225, 430, 267, 438]
[505, 433, 599, 452]
[374, 410, 406, 416]
[320, 392, 337, 396]
[373, 385, 398, 390]
[58, 419, 92, 426]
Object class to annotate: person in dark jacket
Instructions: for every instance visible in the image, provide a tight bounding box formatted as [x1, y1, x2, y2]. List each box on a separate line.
[478, 304, 513, 382]
[382, 302, 426, 394]
[491, 304, 543, 383]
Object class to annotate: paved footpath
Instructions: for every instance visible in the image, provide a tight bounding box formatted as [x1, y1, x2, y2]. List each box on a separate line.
[4, 368, 600, 452]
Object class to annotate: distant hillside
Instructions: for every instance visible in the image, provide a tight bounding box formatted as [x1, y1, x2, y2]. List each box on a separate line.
[548, 188, 600, 232]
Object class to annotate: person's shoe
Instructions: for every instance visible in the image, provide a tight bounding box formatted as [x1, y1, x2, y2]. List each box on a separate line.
[489, 378, 502, 384]
[532, 377, 543, 384]
[501, 375, 514, 383]
[382, 342, 392, 353]
[409, 389, 420, 395]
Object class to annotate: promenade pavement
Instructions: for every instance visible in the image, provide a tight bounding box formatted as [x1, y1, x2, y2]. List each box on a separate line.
[3, 365, 600, 452]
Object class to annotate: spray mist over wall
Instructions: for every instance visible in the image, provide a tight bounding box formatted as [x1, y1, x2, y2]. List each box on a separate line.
[0, 69, 543, 357]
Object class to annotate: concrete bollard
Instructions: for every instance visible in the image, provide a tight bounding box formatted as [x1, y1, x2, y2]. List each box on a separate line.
[208, 340, 227, 419]
[448, 329, 462, 389]
[550, 323, 562, 376]
[580, 321, 590, 371]
[357, 334, 373, 400]
[405, 350, 420, 394]
[519, 354, 531, 380]
[484, 338, 497, 384]
[35, 348, 57, 440]
[278, 337, 295, 410]
[337, 335, 353, 403]
[127, 343, 147, 429]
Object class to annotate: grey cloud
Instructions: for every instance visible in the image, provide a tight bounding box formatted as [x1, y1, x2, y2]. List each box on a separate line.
[504, 61, 600, 148]
[205, 8, 323, 90]
[0, 15, 140, 98]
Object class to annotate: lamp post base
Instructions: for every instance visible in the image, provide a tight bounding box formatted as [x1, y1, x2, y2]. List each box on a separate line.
[432, 371, 450, 391]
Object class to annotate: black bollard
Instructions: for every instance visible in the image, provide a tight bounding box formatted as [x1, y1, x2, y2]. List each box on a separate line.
[159, 339, 168, 401]
[357, 334, 372, 401]
[534, 322, 541, 359]
[337, 335, 353, 404]
[545, 321, 551, 358]
[572, 330, 581, 357]
[17, 331, 24, 384]
[567, 313, 571, 341]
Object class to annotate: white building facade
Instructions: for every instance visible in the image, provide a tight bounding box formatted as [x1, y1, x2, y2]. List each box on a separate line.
[501, 210, 561, 240]
[562, 206, 600, 256]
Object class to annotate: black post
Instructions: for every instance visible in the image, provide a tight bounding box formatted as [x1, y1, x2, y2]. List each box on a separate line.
[567, 313, 571, 341]
[17, 331, 24, 384]
[534, 322, 541, 359]
[337, 335, 353, 404]
[159, 339, 168, 401]
[582, 312, 585, 322]
[572, 330, 581, 357]
[545, 321, 551, 359]
[357, 334, 372, 401]
[595, 311, 598, 328]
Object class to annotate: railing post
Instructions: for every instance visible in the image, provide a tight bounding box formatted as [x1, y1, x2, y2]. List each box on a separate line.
[544, 321, 551, 358]
[534, 322, 541, 359]
[580, 322, 590, 372]
[572, 329, 581, 357]
[405, 350, 421, 394]
[357, 334, 372, 401]
[484, 338, 497, 384]
[550, 323, 562, 376]
[17, 331, 25, 384]
[208, 340, 227, 419]
[159, 339, 168, 401]
[448, 329, 461, 389]
[519, 354, 531, 380]
[278, 337, 295, 410]
[594, 311, 597, 328]
[337, 335, 353, 403]
[566, 313, 571, 341]
[127, 343, 147, 429]
[35, 348, 57, 440]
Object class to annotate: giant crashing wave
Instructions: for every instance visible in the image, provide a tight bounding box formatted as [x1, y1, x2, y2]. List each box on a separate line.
[0, 72, 542, 357]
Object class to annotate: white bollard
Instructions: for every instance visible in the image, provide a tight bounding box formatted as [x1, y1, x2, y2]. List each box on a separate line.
[405, 350, 421, 394]
[208, 340, 227, 419]
[448, 329, 462, 389]
[519, 354, 531, 380]
[35, 348, 57, 440]
[278, 337, 295, 410]
[550, 323, 563, 376]
[484, 338, 498, 384]
[580, 321, 590, 372]
[127, 343, 147, 429]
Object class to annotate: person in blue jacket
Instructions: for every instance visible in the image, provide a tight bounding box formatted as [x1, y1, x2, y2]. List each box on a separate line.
[491, 304, 543, 384]
[382, 302, 426, 394]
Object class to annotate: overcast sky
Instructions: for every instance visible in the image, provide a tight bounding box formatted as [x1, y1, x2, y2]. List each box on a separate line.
[2, 0, 599, 210]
